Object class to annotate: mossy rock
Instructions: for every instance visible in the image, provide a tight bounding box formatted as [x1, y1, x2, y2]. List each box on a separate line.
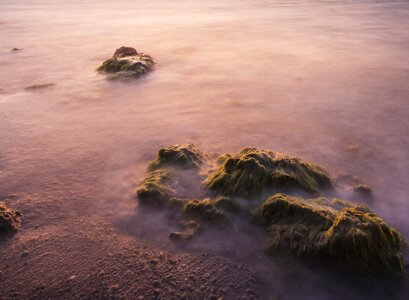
[149, 144, 204, 170]
[205, 147, 332, 199]
[322, 207, 402, 275]
[0, 202, 22, 236]
[136, 169, 176, 207]
[259, 194, 403, 276]
[258, 194, 335, 228]
[182, 197, 241, 227]
[97, 46, 154, 80]
[135, 145, 404, 277]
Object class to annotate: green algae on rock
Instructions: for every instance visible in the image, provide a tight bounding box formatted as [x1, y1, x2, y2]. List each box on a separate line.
[149, 144, 204, 170]
[168, 197, 242, 241]
[259, 194, 403, 276]
[135, 144, 404, 276]
[136, 144, 204, 208]
[136, 169, 176, 207]
[205, 147, 332, 198]
[0, 202, 22, 236]
[182, 197, 241, 226]
[97, 46, 154, 80]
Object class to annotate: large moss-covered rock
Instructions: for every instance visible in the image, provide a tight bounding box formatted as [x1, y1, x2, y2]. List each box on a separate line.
[206, 148, 332, 198]
[259, 194, 403, 276]
[0, 202, 22, 236]
[149, 144, 204, 170]
[97, 46, 154, 80]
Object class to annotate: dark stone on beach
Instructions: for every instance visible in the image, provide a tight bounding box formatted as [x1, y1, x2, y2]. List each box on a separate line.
[0, 202, 22, 236]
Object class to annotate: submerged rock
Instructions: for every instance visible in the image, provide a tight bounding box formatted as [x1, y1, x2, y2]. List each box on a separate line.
[97, 46, 154, 80]
[259, 194, 403, 276]
[25, 83, 55, 90]
[149, 144, 204, 170]
[353, 184, 373, 198]
[0, 202, 22, 236]
[205, 147, 332, 198]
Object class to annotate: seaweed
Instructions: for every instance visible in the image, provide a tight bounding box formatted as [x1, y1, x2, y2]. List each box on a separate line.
[205, 147, 332, 198]
[149, 144, 204, 170]
[182, 197, 241, 227]
[260, 194, 403, 276]
[136, 169, 176, 207]
[322, 207, 402, 274]
[134, 145, 404, 276]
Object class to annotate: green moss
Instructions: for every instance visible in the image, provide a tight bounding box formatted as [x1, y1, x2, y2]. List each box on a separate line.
[136, 169, 175, 207]
[97, 47, 154, 79]
[205, 147, 332, 198]
[149, 144, 204, 170]
[259, 194, 403, 276]
[135, 145, 404, 276]
[0, 202, 22, 235]
[182, 198, 231, 227]
[259, 194, 334, 228]
[323, 207, 402, 274]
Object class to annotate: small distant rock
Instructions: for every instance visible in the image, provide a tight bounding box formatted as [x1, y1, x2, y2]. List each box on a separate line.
[25, 83, 55, 91]
[97, 46, 154, 80]
[11, 48, 22, 52]
[353, 184, 373, 198]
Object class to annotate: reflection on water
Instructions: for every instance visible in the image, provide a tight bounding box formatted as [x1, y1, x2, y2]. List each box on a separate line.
[0, 0, 409, 297]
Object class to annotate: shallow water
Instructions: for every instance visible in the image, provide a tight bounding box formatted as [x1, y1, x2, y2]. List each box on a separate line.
[1, 0, 409, 298]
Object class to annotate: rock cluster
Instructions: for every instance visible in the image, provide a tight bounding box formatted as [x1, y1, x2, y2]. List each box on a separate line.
[136, 144, 404, 276]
